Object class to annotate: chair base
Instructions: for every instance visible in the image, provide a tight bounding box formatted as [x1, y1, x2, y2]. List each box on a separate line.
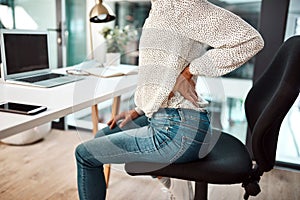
[194, 182, 208, 200]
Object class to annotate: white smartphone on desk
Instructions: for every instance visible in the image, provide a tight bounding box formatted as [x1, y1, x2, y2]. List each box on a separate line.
[0, 102, 47, 115]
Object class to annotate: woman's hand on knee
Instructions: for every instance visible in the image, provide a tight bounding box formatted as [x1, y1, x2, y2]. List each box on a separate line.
[107, 109, 140, 129]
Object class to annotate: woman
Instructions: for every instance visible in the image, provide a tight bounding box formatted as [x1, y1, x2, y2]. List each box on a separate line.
[75, 0, 264, 199]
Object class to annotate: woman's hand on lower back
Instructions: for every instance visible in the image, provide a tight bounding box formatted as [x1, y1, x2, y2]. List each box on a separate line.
[169, 66, 198, 106]
[107, 109, 140, 129]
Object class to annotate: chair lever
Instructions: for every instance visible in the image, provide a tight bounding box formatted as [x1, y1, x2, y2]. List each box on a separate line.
[242, 164, 261, 199]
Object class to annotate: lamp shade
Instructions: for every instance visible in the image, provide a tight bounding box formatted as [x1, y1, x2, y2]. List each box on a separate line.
[89, 0, 115, 23]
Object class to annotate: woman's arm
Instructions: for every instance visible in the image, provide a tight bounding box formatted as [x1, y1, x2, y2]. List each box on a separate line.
[188, 2, 264, 77]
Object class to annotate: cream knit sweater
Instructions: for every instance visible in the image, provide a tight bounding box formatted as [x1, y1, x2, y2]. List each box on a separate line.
[134, 0, 264, 117]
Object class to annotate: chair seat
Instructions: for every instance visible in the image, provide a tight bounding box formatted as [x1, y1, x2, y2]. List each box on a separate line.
[125, 132, 252, 184]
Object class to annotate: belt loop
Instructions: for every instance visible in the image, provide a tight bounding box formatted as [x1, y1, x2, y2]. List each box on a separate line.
[206, 110, 211, 123]
[177, 108, 185, 122]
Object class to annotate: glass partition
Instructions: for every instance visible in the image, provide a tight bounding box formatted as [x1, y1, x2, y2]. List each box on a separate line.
[65, 0, 87, 66]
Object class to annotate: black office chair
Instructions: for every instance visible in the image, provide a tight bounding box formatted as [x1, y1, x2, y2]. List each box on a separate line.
[125, 36, 300, 199]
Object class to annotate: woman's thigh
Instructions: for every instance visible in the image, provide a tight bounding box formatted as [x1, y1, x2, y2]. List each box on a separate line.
[78, 108, 211, 167]
[79, 125, 176, 166]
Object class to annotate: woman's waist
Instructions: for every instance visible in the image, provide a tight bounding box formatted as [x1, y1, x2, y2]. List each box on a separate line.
[151, 107, 209, 122]
[162, 92, 208, 110]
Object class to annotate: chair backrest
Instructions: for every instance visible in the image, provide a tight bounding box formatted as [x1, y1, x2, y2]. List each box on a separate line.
[245, 36, 300, 174]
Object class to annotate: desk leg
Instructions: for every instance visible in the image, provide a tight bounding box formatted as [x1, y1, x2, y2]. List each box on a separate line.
[91, 105, 99, 135]
[111, 96, 121, 117]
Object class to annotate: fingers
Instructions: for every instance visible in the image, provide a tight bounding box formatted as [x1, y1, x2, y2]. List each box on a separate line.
[107, 112, 125, 129]
[120, 110, 140, 128]
[108, 118, 118, 129]
[190, 79, 196, 87]
[189, 92, 199, 107]
[107, 110, 140, 129]
[107, 118, 113, 125]
[182, 89, 198, 107]
[119, 117, 130, 128]
[171, 74, 198, 106]
[168, 91, 175, 100]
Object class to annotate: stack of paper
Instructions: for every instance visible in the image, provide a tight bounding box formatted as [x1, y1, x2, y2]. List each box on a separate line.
[84, 65, 139, 78]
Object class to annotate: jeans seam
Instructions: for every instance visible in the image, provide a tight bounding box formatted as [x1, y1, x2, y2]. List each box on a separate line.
[170, 135, 209, 163]
[177, 108, 185, 122]
[80, 164, 87, 200]
[92, 135, 173, 162]
[92, 146, 159, 160]
[81, 168, 84, 199]
[170, 136, 186, 163]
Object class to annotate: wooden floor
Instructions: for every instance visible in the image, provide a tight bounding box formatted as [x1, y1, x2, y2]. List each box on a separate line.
[1, 129, 300, 200]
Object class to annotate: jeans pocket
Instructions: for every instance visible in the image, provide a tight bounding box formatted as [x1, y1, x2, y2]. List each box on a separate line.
[170, 136, 207, 163]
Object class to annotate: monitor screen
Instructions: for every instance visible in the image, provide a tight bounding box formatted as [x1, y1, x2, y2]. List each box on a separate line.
[3, 33, 49, 75]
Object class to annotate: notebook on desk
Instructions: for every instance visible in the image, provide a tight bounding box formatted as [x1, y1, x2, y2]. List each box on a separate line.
[0, 29, 83, 88]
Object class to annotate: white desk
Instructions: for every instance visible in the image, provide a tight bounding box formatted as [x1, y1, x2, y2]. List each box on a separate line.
[0, 74, 138, 139]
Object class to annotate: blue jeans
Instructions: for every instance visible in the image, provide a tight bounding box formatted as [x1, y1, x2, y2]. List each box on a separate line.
[75, 108, 211, 200]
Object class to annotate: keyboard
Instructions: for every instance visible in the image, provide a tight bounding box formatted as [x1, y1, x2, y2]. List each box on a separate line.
[16, 73, 66, 83]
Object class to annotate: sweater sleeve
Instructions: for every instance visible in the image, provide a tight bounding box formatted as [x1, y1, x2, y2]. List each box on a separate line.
[134, 107, 145, 116]
[189, 3, 264, 77]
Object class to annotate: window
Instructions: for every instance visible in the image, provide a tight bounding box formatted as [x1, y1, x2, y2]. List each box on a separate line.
[276, 0, 300, 166]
